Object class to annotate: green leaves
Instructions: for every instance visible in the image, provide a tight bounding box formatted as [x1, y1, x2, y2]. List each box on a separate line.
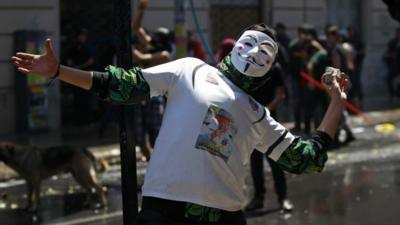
[184, 203, 221, 223]
[104, 65, 150, 104]
[277, 138, 328, 174]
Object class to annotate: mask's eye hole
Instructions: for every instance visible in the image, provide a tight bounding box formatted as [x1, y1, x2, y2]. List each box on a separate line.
[244, 42, 253, 47]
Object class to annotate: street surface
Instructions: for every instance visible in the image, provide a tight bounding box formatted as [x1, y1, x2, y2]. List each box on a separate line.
[1, 112, 400, 225]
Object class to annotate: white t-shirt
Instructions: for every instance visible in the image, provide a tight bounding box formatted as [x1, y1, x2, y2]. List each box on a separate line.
[140, 57, 295, 211]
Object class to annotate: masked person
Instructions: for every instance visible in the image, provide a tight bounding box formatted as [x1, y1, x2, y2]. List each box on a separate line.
[12, 23, 347, 225]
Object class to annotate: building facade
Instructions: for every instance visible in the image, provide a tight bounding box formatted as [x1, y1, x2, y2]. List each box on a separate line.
[0, 0, 60, 135]
[0, 0, 397, 135]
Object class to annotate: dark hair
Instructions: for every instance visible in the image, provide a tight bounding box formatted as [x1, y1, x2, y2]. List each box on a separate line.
[326, 26, 339, 36]
[239, 23, 277, 42]
[275, 22, 286, 30]
[298, 24, 314, 35]
[151, 27, 174, 52]
[78, 28, 88, 36]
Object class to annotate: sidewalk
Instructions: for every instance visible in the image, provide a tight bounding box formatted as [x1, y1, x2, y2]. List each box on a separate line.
[279, 107, 400, 132]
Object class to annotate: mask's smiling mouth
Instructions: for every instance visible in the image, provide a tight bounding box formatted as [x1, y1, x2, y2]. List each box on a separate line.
[238, 52, 264, 67]
[230, 30, 277, 77]
[246, 58, 264, 67]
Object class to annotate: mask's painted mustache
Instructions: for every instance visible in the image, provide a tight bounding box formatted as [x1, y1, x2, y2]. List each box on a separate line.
[238, 52, 265, 67]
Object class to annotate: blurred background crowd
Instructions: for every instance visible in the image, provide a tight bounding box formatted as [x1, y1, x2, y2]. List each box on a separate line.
[54, 0, 400, 148]
[0, 0, 399, 140]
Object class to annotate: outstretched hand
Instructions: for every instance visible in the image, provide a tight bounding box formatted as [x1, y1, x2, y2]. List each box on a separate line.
[11, 38, 58, 78]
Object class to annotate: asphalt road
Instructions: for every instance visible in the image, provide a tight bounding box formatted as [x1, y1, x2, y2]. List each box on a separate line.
[1, 121, 400, 225]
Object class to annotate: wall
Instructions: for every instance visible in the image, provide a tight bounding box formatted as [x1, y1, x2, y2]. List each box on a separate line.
[206, 0, 261, 60]
[0, 0, 60, 135]
[361, 0, 399, 109]
[268, 0, 327, 37]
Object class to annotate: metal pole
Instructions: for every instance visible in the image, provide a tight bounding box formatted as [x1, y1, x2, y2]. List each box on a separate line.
[114, 0, 138, 224]
[174, 0, 187, 59]
[258, 0, 264, 23]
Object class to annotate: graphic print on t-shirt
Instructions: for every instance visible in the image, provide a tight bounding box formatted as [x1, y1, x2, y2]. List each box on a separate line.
[195, 104, 238, 161]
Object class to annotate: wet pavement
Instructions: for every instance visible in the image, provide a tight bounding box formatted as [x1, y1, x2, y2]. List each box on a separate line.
[1, 110, 400, 224]
[247, 157, 400, 225]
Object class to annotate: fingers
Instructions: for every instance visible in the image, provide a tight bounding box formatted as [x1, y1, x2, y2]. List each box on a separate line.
[339, 72, 350, 92]
[45, 38, 55, 57]
[13, 60, 31, 74]
[320, 77, 332, 90]
[17, 67, 31, 74]
[13, 59, 32, 70]
[11, 56, 21, 63]
[12, 56, 33, 67]
[15, 52, 35, 60]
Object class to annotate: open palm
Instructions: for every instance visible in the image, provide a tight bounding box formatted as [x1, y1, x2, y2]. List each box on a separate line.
[11, 39, 58, 78]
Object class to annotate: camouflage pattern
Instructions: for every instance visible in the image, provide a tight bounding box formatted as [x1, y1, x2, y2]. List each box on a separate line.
[103, 65, 150, 104]
[217, 55, 255, 92]
[277, 138, 328, 174]
[185, 202, 222, 223]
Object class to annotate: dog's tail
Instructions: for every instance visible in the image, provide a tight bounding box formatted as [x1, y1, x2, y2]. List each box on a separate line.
[83, 148, 109, 173]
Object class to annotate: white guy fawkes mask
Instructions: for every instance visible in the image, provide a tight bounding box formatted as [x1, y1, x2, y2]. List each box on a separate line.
[231, 30, 278, 77]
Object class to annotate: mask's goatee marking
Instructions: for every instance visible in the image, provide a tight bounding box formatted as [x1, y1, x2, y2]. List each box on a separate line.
[244, 63, 250, 72]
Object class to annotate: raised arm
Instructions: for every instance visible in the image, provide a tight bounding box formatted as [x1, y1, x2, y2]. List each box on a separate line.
[132, 0, 152, 50]
[275, 70, 348, 174]
[316, 71, 348, 138]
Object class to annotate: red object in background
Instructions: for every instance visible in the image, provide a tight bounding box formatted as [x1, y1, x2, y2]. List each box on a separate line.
[300, 71, 375, 124]
[216, 38, 235, 63]
[190, 39, 206, 60]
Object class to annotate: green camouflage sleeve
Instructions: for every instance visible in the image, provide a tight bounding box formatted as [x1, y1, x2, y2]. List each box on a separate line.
[276, 131, 331, 174]
[91, 65, 150, 105]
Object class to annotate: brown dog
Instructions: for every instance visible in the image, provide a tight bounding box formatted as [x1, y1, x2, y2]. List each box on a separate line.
[0, 142, 107, 212]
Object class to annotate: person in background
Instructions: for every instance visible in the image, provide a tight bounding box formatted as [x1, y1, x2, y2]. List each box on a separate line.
[130, 0, 173, 161]
[216, 38, 235, 63]
[274, 23, 291, 77]
[340, 30, 357, 108]
[131, 0, 173, 67]
[288, 25, 312, 133]
[383, 28, 400, 101]
[245, 63, 294, 212]
[188, 31, 206, 61]
[65, 28, 96, 126]
[346, 26, 365, 108]
[275, 22, 291, 54]
[302, 26, 327, 135]
[306, 32, 330, 134]
[326, 26, 355, 145]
